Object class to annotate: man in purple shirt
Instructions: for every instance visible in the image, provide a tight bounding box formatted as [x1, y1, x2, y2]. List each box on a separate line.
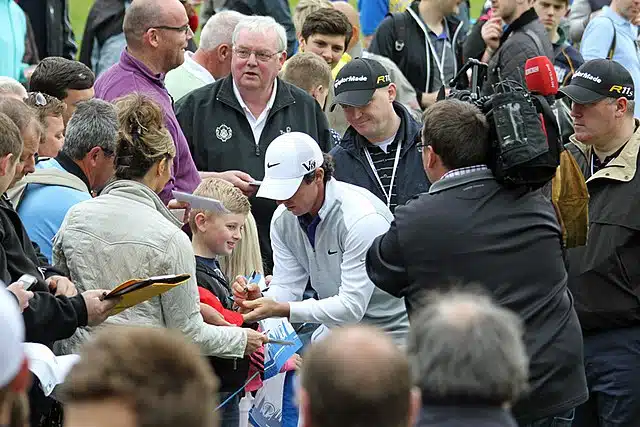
[94, 0, 201, 203]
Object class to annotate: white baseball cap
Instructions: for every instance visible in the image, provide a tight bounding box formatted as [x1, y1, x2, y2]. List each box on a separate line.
[0, 284, 25, 388]
[257, 132, 324, 201]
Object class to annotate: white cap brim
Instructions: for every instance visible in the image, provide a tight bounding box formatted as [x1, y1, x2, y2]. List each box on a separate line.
[256, 176, 304, 200]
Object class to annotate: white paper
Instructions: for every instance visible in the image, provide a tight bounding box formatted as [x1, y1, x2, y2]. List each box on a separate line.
[23, 343, 80, 396]
[172, 191, 229, 213]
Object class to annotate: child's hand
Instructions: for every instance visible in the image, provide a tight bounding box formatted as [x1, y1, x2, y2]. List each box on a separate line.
[200, 303, 233, 326]
[291, 354, 303, 371]
[232, 275, 262, 304]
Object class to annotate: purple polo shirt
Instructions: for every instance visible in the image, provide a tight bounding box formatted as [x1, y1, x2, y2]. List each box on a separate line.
[94, 49, 201, 203]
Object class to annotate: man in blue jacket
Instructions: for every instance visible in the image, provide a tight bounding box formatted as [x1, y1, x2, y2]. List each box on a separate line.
[329, 58, 429, 213]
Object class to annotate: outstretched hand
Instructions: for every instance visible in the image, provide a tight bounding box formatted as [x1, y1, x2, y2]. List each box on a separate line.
[239, 297, 289, 323]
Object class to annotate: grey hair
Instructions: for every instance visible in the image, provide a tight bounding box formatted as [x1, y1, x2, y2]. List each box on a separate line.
[627, 100, 636, 117]
[603, 97, 635, 117]
[200, 10, 246, 51]
[62, 99, 119, 161]
[0, 77, 27, 99]
[408, 288, 529, 406]
[232, 15, 287, 53]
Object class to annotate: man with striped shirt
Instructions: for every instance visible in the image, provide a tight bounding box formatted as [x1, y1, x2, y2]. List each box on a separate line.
[329, 58, 429, 213]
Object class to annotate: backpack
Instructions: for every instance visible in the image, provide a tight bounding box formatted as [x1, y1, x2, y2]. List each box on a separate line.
[7, 168, 90, 209]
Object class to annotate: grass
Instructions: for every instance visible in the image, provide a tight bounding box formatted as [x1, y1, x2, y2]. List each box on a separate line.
[68, 0, 483, 50]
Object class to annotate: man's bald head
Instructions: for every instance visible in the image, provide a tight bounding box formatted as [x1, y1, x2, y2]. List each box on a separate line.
[333, 1, 359, 26]
[300, 326, 417, 427]
[331, 1, 360, 50]
[123, 0, 187, 48]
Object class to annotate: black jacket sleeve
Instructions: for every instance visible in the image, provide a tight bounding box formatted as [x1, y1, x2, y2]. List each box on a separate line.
[62, 0, 78, 60]
[0, 235, 87, 344]
[255, 0, 297, 58]
[314, 100, 332, 152]
[463, 20, 488, 62]
[23, 292, 87, 344]
[365, 221, 411, 297]
[175, 95, 196, 154]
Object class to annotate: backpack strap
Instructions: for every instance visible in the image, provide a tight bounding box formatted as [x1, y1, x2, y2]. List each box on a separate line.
[525, 29, 546, 55]
[388, 12, 408, 55]
[604, 16, 617, 60]
[7, 169, 90, 209]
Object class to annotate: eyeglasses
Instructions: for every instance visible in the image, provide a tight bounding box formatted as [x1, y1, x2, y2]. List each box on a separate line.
[416, 142, 427, 153]
[148, 24, 192, 35]
[233, 47, 282, 62]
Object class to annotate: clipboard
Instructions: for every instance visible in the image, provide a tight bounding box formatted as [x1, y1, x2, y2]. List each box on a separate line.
[103, 274, 191, 315]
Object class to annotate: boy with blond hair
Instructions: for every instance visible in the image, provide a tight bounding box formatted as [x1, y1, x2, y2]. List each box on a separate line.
[190, 177, 254, 427]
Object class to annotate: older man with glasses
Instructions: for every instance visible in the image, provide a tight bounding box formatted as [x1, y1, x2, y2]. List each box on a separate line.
[94, 0, 201, 205]
[176, 15, 331, 274]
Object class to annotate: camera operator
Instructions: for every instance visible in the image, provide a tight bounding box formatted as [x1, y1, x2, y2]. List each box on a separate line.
[365, 98, 587, 426]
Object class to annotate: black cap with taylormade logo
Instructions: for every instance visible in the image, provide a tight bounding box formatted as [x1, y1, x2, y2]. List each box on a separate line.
[330, 58, 391, 111]
[558, 59, 634, 104]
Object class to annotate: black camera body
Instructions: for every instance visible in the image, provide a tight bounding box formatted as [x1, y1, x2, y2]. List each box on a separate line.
[441, 59, 561, 190]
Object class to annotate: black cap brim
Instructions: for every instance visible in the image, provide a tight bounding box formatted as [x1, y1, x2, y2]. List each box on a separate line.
[558, 85, 606, 104]
[330, 88, 375, 111]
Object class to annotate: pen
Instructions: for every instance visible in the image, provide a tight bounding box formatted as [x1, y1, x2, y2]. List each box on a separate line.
[267, 339, 295, 346]
[244, 271, 257, 293]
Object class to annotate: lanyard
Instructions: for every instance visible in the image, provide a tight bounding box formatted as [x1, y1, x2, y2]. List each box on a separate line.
[364, 141, 402, 208]
[425, 34, 447, 85]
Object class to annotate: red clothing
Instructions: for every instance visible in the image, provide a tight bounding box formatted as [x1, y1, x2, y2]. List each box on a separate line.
[197, 287, 244, 326]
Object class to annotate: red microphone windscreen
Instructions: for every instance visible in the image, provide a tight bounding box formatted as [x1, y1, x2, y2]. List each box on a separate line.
[525, 56, 558, 96]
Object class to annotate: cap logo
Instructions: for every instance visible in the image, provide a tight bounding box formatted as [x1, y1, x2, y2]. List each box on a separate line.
[376, 75, 391, 84]
[335, 75, 367, 88]
[573, 71, 602, 84]
[609, 85, 634, 97]
[302, 159, 317, 172]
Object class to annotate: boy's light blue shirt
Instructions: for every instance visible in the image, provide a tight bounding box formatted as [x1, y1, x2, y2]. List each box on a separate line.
[0, 0, 29, 82]
[580, 6, 640, 117]
[18, 159, 92, 263]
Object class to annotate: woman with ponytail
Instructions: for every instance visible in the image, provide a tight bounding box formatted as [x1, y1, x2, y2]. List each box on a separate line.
[53, 93, 262, 359]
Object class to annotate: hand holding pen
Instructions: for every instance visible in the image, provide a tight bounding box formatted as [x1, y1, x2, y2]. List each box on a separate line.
[231, 273, 263, 307]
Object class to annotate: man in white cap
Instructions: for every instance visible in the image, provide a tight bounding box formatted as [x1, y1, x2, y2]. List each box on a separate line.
[0, 285, 31, 426]
[232, 132, 409, 345]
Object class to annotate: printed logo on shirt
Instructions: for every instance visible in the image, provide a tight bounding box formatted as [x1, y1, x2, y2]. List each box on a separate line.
[216, 124, 233, 143]
[328, 249, 338, 255]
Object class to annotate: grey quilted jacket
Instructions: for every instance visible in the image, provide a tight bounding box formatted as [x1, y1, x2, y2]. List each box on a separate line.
[52, 179, 247, 358]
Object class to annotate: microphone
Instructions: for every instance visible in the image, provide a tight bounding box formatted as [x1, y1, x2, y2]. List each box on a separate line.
[524, 56, 558, 97]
